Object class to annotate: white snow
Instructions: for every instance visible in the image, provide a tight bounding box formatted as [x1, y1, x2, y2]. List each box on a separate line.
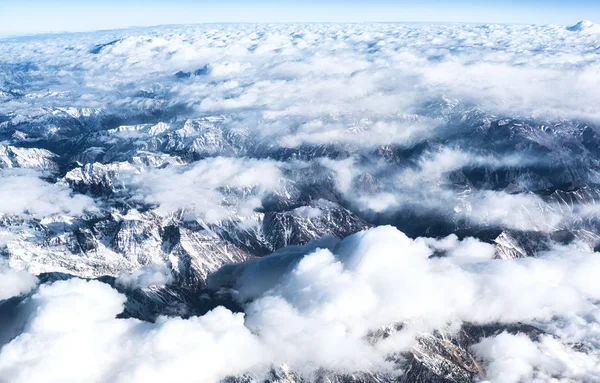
[567, 20, 600, 34]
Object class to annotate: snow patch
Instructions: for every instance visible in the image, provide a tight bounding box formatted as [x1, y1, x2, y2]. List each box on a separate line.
[567, 20, 600, 34]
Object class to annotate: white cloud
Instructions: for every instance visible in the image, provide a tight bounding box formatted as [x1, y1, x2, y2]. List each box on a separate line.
[466, 191, 564, 231]
[5, 23, 600, 134]
[417, 234, 496, 263]
[132, 157, 283, 222]
[226, 226, 600, 376]
[2, 22, 600, 383]
[2, 23, 598, 233]
[473, 332, 600, 383]
[323, 148, 564, 231]
[291, 205, 323, 219]
[0, 169, 97, 218]
[277, 119, 434, 150]
[116, 264, 173, 289]
[2, 226, 600, 382]
[0, 279, 265, 383]
[0, 259, 38, 301]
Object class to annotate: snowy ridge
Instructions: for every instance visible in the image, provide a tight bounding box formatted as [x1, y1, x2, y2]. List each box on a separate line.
[1, 23, 600, 383]
[567, 20, 600, 33]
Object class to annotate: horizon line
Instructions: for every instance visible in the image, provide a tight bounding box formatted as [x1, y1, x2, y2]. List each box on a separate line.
[0, 19, 581, 40]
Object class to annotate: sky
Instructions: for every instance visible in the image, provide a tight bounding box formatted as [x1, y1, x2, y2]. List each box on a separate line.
[1, 0, 599, 36]
[2, 5, 600, 381]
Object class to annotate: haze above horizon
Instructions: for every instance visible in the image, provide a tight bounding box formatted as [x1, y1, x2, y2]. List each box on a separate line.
[2, 0, 600, 37]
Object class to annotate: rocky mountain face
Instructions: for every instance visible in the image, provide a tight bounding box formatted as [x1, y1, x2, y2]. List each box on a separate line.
[2, 110, 599, 382]
[2, 23, 600, 381]
[220, 323, 550, 383]
[0, 113, 375, 284]
[1, 201, 368, 287]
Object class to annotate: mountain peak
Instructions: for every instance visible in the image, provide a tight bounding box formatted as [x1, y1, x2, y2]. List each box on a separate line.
[567, 20, 600, 33]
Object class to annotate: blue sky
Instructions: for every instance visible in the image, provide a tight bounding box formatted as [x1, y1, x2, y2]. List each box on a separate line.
[2, 0, 600, 36]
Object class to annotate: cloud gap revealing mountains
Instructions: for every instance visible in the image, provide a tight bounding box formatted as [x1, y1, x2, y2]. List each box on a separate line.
[0, 21, 600, 383]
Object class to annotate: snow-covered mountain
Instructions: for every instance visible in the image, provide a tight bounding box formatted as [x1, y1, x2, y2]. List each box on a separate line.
[1, 22, 600, 383]
[567, 20, 600, 33]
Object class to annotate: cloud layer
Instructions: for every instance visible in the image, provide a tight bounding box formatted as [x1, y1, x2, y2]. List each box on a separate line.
[2, 23, 600, 234]
[4, 23, 600, 121]
[1, 226, 599, 382]
[1, 22, 600, 383]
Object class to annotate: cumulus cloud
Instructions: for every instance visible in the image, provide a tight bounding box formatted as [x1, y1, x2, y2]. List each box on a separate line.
[0, 169, 97, 218]
[2, 23, 599, 235]
[232, 227, 600, 329]
[4, 23, 600, 137]
[473, 332, 600, 383]
[2, 226, 600, 382]
[116, 263, 174, 289]
[417, 234, 496, 263]
[2, 22, 600, 383]
[0, 259, 38, 301]
[0, 279, 266, 383]
[217, 226, 600, 378]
